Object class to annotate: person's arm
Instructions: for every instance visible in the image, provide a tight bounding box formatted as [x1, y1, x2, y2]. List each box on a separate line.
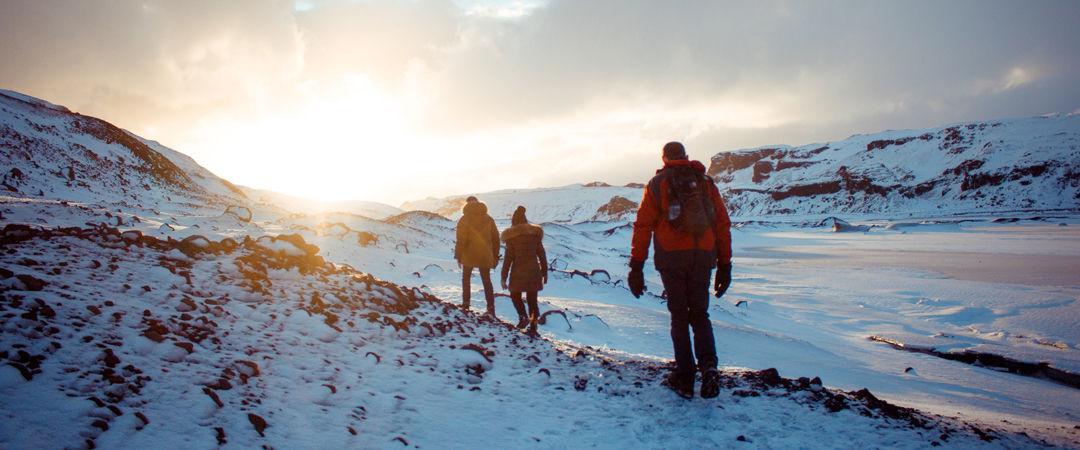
[501, 241, 515, 288]
[489, 218, 501, 262]
[630, 180, 660, 264]
[455, 219, 466, 265]
[711, 184, 733, 297]
[538, 240, 548, 284]
[711, 185, 732, 265]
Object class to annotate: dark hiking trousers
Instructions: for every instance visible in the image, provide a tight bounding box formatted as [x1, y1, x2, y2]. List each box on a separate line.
[660, 266, 718, 382]
[462, 266, 495, 313]
[510, 291, 539, 322]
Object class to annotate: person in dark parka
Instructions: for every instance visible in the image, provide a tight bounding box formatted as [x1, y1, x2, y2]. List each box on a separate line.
[455, 196, 500, 314]
[500, 206, 547, 334]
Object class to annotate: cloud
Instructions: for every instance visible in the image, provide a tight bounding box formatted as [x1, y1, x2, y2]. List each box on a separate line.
[0, 0, 306, 140]
[419, 0, 1080, 134]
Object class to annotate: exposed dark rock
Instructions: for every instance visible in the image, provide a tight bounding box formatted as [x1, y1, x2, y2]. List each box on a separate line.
[176, 297, 197, 312]
[823, 394, 847, 412]
[248, 413, 268, 437]
[461, 343, 494, 363]
[869, 335, 1080, 389]
[775, 160, 817, 171]
[708, 148, 779, 176]
[103, 349, 120, 368]
[203, 387, 224, 407]
[356, 231, 378, 247]
[14, 274, 47, 291]
[593, 196, 638, 220]
[143, 331, 165, 343]
[752, 161, 773, 183]
[215, 427, 227, 445]
[6, 362, 31, 380]
[769, 181, 843, 201]
[235, 360, 260, 377]
[206, 378, 232, 390]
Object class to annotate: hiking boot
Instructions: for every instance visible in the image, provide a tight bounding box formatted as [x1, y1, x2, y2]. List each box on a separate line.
[664, 373, 694, 399]
[700, 368, 721, 399]
[516, 317, 529, 329]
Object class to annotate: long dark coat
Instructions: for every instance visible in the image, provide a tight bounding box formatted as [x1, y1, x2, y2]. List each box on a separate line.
[455, 200, 500, 269]
[500, 223, 547, 292]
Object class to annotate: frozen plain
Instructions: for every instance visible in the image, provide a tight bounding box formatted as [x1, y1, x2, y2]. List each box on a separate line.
[319, 211, 1080, 446]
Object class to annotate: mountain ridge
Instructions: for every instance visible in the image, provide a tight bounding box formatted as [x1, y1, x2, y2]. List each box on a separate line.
[708, 113, 1080, 218]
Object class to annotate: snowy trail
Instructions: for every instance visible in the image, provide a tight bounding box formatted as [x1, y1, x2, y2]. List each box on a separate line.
[1, 196, 1078, 446]
[304, 215, 1080, 445]
[3, 225, 1042, 449]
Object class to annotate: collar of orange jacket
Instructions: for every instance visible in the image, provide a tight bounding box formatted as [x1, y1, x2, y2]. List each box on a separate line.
[659, 158, 707, 173]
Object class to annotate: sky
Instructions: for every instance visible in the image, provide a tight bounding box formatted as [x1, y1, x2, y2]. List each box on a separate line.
[2, 0, 1079, 206]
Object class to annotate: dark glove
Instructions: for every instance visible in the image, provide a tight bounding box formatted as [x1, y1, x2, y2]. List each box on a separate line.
[628, 259, 645, 298]
[714, 262, 732, 298]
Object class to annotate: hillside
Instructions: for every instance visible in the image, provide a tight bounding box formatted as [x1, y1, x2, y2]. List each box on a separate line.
[709, 114, 1080, 218]
[0, 90, 246, 211]
[239, 186, 402, 220]
[400, 183, 644, 223]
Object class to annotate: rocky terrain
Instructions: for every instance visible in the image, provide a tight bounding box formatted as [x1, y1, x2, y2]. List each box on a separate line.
[708, 114, 1080, 218]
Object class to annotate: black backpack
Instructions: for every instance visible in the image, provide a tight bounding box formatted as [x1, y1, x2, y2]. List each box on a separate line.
[658, 166, 716, 237]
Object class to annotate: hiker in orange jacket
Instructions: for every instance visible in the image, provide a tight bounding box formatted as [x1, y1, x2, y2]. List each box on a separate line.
[629, 141, 732, 399]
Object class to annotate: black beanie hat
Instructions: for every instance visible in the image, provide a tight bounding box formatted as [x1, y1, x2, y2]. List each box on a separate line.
[511, 206, 527, 225]
[663, 142, 686, 160]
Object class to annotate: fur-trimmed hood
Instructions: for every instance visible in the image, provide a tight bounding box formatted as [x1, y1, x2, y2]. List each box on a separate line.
[501, 223, 543, 242]
[461, 199, 488, 216]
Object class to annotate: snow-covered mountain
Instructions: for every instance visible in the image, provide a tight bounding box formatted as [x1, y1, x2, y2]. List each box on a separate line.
[400, 113, 1080, 223]
[0, 90, 247, 212]
[239, 186, 402, 220]
[709, 113, 1080, 218]
[400, 182, 644, 223]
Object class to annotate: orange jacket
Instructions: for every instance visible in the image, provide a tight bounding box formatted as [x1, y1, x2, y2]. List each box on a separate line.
[631, 159, 732, 269]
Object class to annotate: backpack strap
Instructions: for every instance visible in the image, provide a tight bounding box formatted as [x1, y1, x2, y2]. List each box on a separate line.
[648, 168, 670, 213]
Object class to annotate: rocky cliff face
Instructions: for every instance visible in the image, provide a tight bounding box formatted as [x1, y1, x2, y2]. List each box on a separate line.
[708, 113, 1080, 217]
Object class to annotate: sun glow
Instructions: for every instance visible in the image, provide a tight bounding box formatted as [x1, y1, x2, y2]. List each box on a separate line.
[184, 76, 430, 202]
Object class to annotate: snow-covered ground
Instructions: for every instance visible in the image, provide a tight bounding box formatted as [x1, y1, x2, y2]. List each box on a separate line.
[2, 193, 1078, 449]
